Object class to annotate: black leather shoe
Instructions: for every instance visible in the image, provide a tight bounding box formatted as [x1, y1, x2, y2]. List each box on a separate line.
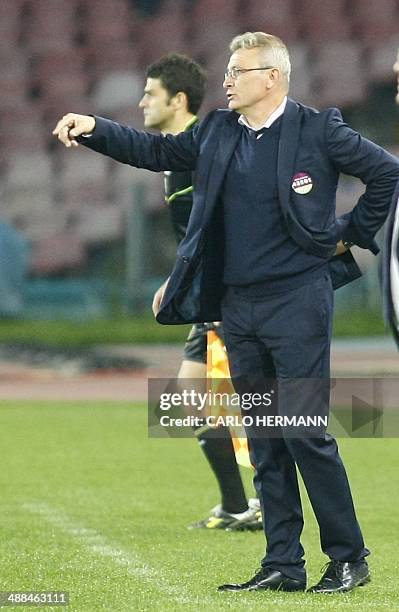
[218, 567, 306, 592]
[308, 560, 370, 593]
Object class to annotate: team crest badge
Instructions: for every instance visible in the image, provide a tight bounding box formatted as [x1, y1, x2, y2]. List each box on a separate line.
[292, 172, 313, 194]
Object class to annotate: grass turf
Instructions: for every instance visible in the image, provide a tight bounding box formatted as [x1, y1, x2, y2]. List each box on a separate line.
[0, 308, 389, 347]
[0, 401, 398, 611]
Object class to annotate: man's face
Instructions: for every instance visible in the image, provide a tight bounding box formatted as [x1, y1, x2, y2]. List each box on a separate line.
[139, 77, 175, 130]
[223, 47, 275, 114]
[394, 49, 399, 105]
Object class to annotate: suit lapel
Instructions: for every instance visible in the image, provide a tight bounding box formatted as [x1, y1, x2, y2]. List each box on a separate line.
[201, 102, 302, 226]
[201, 113, 241, 224]
[277, 98, 302, 216]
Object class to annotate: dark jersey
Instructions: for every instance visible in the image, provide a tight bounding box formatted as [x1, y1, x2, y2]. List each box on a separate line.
[163, 116, 198, 244]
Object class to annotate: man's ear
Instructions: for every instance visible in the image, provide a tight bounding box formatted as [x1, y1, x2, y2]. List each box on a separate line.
[269, 68, 279, 81]
[266, 68, 280, 90]
[171, 91, 188, 110]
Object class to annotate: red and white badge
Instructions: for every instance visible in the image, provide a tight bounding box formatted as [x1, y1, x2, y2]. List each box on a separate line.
[292, 172, 313, 194]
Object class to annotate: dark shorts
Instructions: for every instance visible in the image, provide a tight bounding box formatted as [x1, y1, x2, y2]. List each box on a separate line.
[183, 322, 224, 363]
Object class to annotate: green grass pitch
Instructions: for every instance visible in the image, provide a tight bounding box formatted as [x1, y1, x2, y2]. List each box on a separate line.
[0, 401, 398, 611]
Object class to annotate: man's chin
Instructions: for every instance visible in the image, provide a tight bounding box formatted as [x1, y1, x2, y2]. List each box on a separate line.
[227, 99, 240, 111]
[143, 118, 156, 128]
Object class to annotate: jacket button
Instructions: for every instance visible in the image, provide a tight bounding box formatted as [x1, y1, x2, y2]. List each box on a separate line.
[182, 256, 190, 263]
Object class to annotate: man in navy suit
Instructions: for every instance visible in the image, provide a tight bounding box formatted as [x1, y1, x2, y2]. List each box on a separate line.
[54, 32, 399, 594]
[383, 48, 399, 347]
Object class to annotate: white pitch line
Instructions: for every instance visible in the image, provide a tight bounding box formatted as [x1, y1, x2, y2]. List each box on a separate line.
[23, 502, 211, 606]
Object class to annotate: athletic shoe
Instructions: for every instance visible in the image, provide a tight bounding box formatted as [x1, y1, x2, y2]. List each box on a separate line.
[227, 498, 263, 531]
[188, 498, 262, 531]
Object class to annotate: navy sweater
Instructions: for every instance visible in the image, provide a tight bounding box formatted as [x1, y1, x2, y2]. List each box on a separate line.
[222, 118, 326, 287]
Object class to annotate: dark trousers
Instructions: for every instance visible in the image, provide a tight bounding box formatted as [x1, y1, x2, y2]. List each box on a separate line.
[221, 273, 369, 581]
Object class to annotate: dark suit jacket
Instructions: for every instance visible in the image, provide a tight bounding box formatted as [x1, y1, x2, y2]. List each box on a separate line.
[383, 181, 399, 347]
[81, 98, 399, 324]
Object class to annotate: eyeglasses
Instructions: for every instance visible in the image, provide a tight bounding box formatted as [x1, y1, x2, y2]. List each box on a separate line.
[224, 66, 275, 80]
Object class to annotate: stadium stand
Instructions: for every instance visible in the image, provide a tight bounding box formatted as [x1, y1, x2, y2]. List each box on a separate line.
[238, 0, 299, 43]
[312, 40, 367, 108]
[0, 0, 398, 315]
[297, 0, 351, 44]
[351, 0, 399, 42]
[92, 71, 143, 113]
[21, 0, 79, 53]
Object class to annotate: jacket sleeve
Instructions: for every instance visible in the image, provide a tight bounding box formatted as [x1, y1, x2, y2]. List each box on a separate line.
[78, 115, 200, 172]
[326, 108, 399, 251]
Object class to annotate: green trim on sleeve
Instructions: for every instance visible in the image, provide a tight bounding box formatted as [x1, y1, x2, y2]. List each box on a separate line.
[165, 185, 194, 204]
[184, 115, 198, 131]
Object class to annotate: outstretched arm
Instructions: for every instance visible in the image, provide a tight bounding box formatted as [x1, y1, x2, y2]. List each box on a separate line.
[53, 113, 198, 172]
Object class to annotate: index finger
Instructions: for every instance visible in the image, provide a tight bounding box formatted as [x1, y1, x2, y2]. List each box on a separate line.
[52, 116, 72, 136]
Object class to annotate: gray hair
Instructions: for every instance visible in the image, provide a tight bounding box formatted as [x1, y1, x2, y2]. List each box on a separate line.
[229, 32, 291, 83]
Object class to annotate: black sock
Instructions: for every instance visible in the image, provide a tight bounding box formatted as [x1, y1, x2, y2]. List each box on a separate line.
[196, 425, 248, 514]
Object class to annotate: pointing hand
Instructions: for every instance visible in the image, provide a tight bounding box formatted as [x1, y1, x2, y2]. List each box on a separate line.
[52, 113, 96, 148]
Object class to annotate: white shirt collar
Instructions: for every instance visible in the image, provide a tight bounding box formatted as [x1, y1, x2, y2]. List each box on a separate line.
[238, 96, 287, 131]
